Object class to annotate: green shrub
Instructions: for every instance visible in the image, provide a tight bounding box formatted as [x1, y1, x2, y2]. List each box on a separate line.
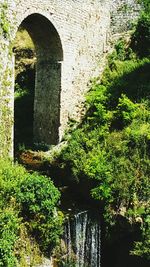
[108, 39, 135, 69]
[0, 208, 20, 267]
[0, 159, 62, 264]
[132, 12, 150, 57]
[131, 207, 150, 260]
[113, 94, 137, 128]
[15, 173, 63, 252]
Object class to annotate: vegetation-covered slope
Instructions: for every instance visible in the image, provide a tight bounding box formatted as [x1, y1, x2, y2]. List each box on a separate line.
[58, 8, 150, 260]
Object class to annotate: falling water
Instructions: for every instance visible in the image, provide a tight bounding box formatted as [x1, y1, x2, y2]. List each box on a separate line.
[64, 210, 101, 267]
[65, 218, 72, 261]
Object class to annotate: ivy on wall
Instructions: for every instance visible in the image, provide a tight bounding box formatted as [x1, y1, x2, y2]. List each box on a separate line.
[0, 1, 15, 157]
[0, 1, 10, 38]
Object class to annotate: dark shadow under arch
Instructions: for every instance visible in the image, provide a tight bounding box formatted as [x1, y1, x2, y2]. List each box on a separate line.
[14, 13, 63, 150]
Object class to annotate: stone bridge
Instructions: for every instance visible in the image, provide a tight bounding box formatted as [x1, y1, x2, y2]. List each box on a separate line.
[0, 0, 140, 156]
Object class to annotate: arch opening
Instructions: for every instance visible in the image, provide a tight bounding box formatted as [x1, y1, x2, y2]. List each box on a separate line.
[14, 13, 63, 152]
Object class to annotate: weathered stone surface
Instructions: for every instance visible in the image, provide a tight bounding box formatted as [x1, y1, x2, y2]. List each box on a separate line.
[110, 0, 141, 33]
[0, 0, 140, 156]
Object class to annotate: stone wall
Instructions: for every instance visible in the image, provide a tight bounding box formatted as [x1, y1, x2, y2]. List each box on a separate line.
[110, 0, 141, 34]
[0, 0, 140, 156]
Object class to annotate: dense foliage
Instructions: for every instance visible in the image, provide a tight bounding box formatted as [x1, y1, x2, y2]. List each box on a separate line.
[132, 0, 150, 57]
[131, 12, 150, 57]
[59, 21, 150, 259]
[0, 159, 63, 266]
[61, 57, 150, 206]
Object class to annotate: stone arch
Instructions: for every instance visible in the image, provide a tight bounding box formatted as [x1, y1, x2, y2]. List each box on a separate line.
[14, 13, 63, 147]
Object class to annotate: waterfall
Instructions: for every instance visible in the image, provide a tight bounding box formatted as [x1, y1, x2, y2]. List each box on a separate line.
[65, 218, 72, 261]
[64, 210, 101, 267]
[75, 211, 88, 267]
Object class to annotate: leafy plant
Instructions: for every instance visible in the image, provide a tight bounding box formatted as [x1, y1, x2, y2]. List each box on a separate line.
[0, 159, 63, 265]
[131, 207, 150, 259]
[113, 94, 137, 128]
[131, 11, 150, 57]
[15, 173, 63, 252]
[0, 2, 10, 38]
[0, 208, 20, 267]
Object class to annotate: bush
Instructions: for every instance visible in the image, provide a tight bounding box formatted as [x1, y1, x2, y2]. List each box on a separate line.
[0, 159, 62, 265]
[131, 207, 150, 260]
[113, 94, 137, 128]
[0, 209, 20, 267]
[15, 173, 63, 252]
[132, 12, 150, 57]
